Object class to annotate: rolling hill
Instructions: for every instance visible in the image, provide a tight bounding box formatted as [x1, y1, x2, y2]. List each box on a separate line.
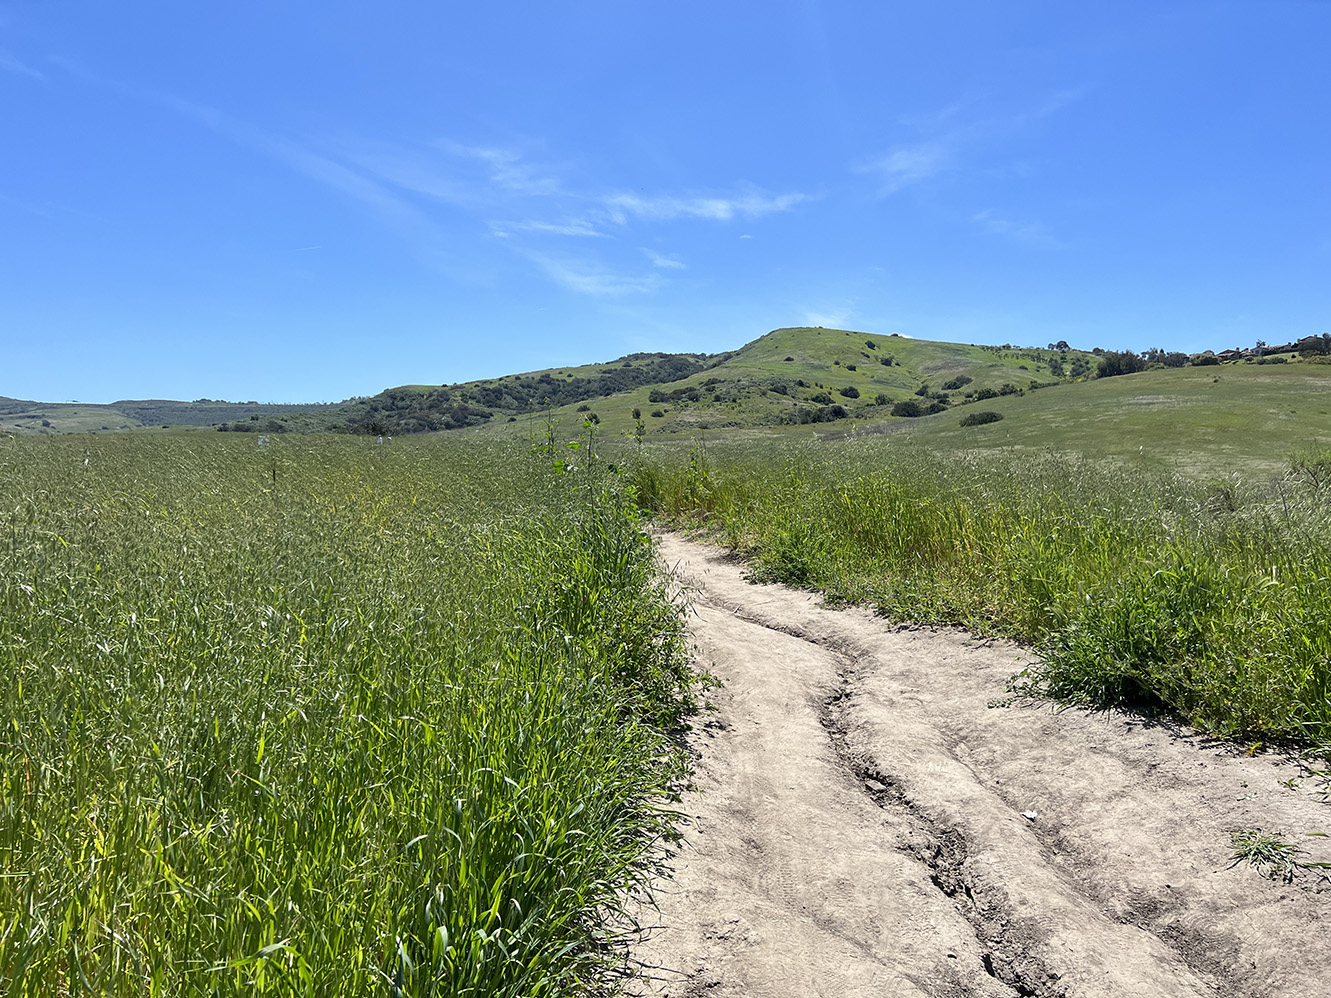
[9, 326, 1330, 477]
[0, 396, 339, 435]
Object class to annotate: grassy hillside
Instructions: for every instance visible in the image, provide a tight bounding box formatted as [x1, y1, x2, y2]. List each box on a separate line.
[12, 328, 1328, 480]
[852, 357, 1331, 477]
[463, 327, 1098, 441]
[287, 352, 722, 436]
[0, 396, 337, 435]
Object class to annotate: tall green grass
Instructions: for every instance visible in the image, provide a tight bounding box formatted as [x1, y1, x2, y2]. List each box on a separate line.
[1, 434, 696, 995]
[629, 439, 1331, 743]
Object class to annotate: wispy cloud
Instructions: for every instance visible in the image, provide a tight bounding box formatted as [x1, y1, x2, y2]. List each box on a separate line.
[858, 142, 951, 195]
[47, 56, 806, 295]
[165, 99, 443, 249]
[0, 50, 45, 83]
[971, 208, 1061, 248]
[602, 188, 803, 223]
[802, 302, 856, 329]
[642, 248, 686, 269]
[521, 250, 661, 297]
[491, 219, 606, 238]
[440, 142, 565, 198]
[858, 89, 1084, 198]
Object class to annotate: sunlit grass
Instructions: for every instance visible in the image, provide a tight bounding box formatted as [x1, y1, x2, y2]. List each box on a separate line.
[629, 437, 1331, 743]
[1, 433, 696, 995]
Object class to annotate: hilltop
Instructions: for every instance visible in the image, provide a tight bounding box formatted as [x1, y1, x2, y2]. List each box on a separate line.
[211, 328, 1103, 437]
[8, 327, 1331, 476]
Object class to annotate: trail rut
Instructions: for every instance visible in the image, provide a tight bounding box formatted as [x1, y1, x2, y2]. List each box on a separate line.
[628, 534, 1330, 998]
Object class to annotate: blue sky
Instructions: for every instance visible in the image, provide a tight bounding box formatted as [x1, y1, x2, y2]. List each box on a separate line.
[2, 1, 1328, 402]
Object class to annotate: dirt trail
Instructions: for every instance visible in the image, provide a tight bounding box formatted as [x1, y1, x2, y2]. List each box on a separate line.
[630, 534, 1330, 998]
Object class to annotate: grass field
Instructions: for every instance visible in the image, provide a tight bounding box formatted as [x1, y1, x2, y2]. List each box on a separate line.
[872, 358, 1331, 477]
[0, 433, 697, 996]
[629, 436, 1331, 745]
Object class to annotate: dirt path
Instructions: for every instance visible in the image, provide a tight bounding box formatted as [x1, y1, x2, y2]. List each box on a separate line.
[629, 534, 1330, 998]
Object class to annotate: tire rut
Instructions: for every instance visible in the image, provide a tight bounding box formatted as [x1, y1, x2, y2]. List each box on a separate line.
[631, 534, 1331, 998]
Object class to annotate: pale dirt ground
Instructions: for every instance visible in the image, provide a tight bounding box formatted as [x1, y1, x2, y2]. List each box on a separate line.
[627, 533, 1331, 998]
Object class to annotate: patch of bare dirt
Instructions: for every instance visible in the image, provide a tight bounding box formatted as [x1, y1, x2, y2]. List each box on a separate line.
[628, 534, 1331, 998]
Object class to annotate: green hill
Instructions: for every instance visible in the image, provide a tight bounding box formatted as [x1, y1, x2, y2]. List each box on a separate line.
[11, 326, 1330, 478]
[523, 327, 1098, 438]
[0, 396, 337, 435]
[276, 327, 1097, 439]
[855, 357, 1331, 477]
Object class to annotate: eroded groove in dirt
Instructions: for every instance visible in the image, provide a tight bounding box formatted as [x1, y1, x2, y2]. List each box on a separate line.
[818, 679, 1050, 998]
[632, 535, 1331, 998]
[696, 593, 1202, 996]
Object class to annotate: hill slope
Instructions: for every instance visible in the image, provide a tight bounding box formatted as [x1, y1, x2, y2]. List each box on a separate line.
[0, 396, 338, 435]
[256, 328, 1097, 438]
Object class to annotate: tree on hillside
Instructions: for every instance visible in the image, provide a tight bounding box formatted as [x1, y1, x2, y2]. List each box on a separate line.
[1096, 350, 1148, 378]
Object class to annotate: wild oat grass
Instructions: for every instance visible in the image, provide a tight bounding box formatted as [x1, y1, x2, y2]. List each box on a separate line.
[1, 433, 695, 996]
[629, 438, 1331, 743]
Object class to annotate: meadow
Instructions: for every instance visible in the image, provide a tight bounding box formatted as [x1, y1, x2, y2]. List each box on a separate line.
[629, 436, 1331, 745]
[0, 433, 697, 996]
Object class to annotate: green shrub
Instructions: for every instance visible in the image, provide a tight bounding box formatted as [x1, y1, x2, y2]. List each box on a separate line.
[959, 410, 1004, 427]
[1096, 351, 1149, 378]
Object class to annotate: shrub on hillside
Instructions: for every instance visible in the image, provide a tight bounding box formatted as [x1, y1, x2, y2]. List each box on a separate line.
[891, 400, 925, 418]
[1096, 350, 1149, 378]
[943, 375, 973, 390]
[1190, 353, 1221, 366]
[959, 410, 1004, 427]
[840, 386, 860, 399]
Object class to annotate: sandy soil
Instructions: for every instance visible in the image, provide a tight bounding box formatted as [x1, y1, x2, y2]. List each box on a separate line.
[628, 534, 1331, 998]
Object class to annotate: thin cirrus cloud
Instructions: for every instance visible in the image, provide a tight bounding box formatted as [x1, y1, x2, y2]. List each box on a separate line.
[858, 142, 952, 195]
[0, 49, 45, 82]
[165, 100, 446, 253]
[972, 208, 1062, 248]
[642, 248, 686, 270]
[521, 249, 663, 297]
[334, 141, 803, 294]
[490, 219, 607, 239]
[49, 56, 803, 297]
[857, 89, 1084, 198]
[802, 303, 857, 329]
[601, 188, 804, 224]
[46, 57, 445, 252]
